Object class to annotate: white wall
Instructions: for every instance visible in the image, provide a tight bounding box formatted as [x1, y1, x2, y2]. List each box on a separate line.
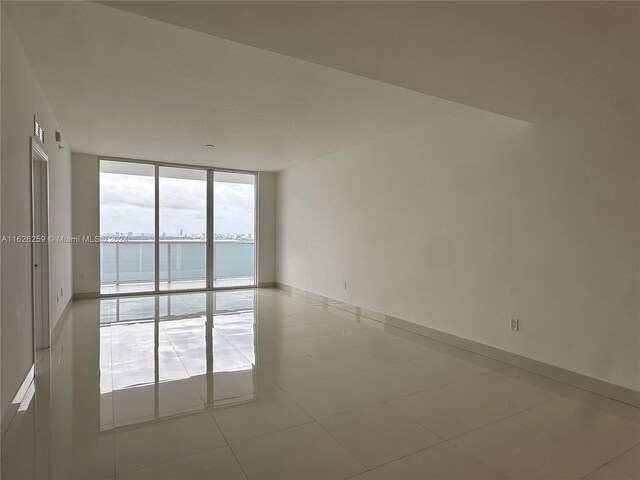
[1, 12, 73, 431]
[71, 154, 100, 295]
[258, 172, 277, 285]
[277, 104, 639, 391]
[71, 159, 278, 293]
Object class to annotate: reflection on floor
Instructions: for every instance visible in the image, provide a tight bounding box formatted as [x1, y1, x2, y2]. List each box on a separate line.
[100, 276, 255, 294]
[100, 291, 258, 430]
[2, 288, 639, 480]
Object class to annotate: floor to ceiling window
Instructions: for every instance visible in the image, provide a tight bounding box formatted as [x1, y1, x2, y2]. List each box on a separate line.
[100, 161, 156, 294]
[159, 167, 208, 291]
[99, 159, 257, 294]
[214, 172, 256, 288]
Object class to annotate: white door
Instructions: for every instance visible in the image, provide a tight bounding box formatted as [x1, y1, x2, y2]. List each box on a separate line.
[31, 138, 50, 350]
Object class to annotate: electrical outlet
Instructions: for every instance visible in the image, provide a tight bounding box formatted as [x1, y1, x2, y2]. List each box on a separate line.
[60, 287, 63, 297]
[510, 318, 519, 331]
[343, 282, 347, 290]
[56, 292, 60, 302]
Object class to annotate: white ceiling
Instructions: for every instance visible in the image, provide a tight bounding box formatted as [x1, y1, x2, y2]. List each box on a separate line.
[4, 1, 462, 171]
[7, 2, 637, 171]
[103, 1, 640, 123]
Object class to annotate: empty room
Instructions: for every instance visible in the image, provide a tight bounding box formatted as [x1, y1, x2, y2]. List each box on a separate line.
[1, 2, 639, 479]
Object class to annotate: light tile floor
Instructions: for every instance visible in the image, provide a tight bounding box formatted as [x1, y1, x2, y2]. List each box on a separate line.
[2, 288, 639, 479]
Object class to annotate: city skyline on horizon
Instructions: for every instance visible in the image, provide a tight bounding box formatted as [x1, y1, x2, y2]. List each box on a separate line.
[100, 172, 255, 236]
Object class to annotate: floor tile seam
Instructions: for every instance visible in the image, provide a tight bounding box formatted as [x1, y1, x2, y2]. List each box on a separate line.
[253, 362, 338, 387]
[313, 396, 447, 445]
[255, 350, 313, 366]
[366, 374, 463, 404]
[310, 415, 381, 475]
[206, 409, 251, 480]
[381, 395, 461, 435]
[361, 349, 446, 365]
[112, 412, 203, 431]
[342, 436, 451, 476]
[444, 429, 568, 480]
[320, 418, 444, 473]
[457, 397, 567, 439]
[595, 441, 640, 477]
[435, 375, 559, 412]
[536, 424, 640, 466]
[156, 322, 212, 406]
[510, 399, 640, 441]
[382, 349, 460, 369]
[260, 349, 360, 381]
[114, 443, 233, 478]
[253, 342, 311, 369]
[437, 438, 513, 479]
[273, 332, 329, 343]
[491, 413, 620, 468]
[381, 392, 552, 443]
[223, 416, 316, 451]
[327, 333, 407, 349]
[287, 358, 383, 384]
[280, 383, 386, 422]
[336, 380, 429, 405]
[474, 367, 553, 387]
[512, 398, 640, 436]
[111, 403, 219, 432]
[307, 351, 389, 373]
[383, 367, 493, 395]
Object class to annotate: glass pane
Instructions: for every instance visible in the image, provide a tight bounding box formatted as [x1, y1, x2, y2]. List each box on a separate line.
[100, 161, 155, 294]
[213, 172, 256, 287]
[159, 167, 207, 291]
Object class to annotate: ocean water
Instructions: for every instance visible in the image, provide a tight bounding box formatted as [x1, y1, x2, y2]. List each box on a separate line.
[100, 242, 254, 284]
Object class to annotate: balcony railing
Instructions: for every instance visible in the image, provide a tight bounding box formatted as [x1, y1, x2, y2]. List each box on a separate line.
[100, 239, 254, 285]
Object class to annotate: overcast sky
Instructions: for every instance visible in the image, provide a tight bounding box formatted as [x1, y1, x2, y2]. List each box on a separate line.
[100, 173, 254, 236]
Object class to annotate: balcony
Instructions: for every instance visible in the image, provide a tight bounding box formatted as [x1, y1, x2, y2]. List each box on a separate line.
[100, 239, 255, 294]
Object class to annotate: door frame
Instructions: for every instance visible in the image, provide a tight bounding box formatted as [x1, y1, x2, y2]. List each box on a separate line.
[31, 137, 50, 350]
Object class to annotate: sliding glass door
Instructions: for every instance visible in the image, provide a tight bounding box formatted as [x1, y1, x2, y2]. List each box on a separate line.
[159, 167, 207, 291]
[100, 161, 156, 294]
[213, 172, 256, 288]
[99, 160, 256, 294]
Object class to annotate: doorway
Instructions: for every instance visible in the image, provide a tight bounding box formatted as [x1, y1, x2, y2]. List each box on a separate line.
[31, 137, 50, 350]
